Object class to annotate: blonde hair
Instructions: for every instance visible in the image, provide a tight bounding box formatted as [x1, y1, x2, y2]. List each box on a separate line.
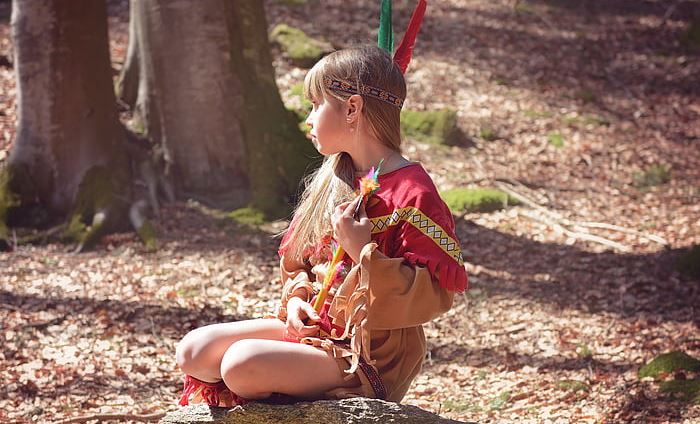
[281, 46, 407, 260]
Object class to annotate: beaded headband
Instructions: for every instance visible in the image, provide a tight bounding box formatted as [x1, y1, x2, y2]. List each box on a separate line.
[320, 1, 426, 110]
[323, 76, 404, 109]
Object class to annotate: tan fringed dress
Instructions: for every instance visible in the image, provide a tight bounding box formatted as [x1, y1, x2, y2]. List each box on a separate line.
[275, 163, 468, 402]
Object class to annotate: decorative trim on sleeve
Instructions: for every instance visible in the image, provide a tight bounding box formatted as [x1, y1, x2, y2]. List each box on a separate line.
[369, 207, 464, 266]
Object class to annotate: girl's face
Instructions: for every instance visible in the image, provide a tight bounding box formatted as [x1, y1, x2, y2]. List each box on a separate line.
[305, 94, 349, 156]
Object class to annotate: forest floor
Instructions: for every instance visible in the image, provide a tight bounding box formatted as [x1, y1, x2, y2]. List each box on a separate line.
[1, 0, 699, 423]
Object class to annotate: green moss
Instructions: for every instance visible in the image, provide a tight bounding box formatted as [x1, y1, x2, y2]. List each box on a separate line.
[270, 24, 329, 67]
[441, 188, 520, 214]
[522, 109, 553, 119]
[0, 167, 18, 239]
[136, 219, 157, 251]
[639, 351, 700, 379]
[563, 113, 610, 127]
[633, 164, 671, 188]
[577, 342, 594, 359]
[228, 207, 267, 227]
[677, 245, 700, 279]
[229, 6, 318, 219]
[401, 108, 461, 146]
[443, 399, 479, 413]
[547, 132, 565, 148]
[64, 213, 88, 244]
[479, 126, 498, 141]
[557, 380, 589, 392]
[659, 379, 700, 403]
[287, 82, 312, 136]
[489, 391, 511, 411]
[62, 166, 123, 246]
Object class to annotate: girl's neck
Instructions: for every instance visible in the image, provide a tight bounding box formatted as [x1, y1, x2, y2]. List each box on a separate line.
[347, 116, 407, 175]
[352, 149, 409, 176]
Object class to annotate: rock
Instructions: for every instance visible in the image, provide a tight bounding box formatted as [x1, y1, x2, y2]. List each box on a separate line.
[441, 187, 520, 214]
[269, 24, 333, 68]
[400, 108, 465, 146]
[159, 398, 472, 424]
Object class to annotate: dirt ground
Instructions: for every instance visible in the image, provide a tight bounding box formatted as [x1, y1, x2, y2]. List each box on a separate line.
[1, 0, 699, 422]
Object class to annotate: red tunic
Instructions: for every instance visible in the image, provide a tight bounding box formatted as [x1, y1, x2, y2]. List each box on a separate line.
[362, 162, 468, 292]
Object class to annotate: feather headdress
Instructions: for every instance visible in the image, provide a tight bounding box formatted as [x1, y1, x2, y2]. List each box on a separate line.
[378, 0, 428, 74]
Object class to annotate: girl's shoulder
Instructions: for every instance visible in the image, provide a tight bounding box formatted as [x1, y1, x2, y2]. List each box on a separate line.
[377, 162, 442, 203]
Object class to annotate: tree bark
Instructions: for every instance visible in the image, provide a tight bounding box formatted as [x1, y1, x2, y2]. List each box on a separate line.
[8, 0, 129, 221]
[119, 0, 315, 215]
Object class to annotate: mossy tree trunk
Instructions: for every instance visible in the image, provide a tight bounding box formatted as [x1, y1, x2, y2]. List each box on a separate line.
[4, 0, 130, 244]
[118, 0, 315, 216]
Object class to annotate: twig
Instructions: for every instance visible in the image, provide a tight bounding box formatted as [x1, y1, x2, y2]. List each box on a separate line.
[59, 412, 166, 423]
[568, 221, 668, 246]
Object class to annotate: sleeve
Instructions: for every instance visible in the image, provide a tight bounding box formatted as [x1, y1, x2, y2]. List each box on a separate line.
[392, 190, 468, 292]
[279, 253, 315, 305]
[364, 243, 454, 329]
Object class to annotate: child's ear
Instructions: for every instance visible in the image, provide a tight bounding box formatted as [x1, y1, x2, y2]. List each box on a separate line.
[346, 95, 364, 123]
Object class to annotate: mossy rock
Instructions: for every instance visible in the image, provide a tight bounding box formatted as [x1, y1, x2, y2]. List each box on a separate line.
[270, 24, 332, 68]
[677, 244, 700, 280]
[659, 379, 700, 403]
[401, 109, 462, 146]
[228, 206, 267, 227]
[639, 351, 700, 379]
[441, 188, 520, 214]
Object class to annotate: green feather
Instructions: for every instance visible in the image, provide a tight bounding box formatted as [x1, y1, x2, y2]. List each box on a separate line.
[378, 0, 394, 53]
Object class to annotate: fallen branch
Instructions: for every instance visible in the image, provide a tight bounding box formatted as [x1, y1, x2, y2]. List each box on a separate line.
[519, 209, 632, 252]
[495, 181, 667, 252]
[59, 412, 166, 424]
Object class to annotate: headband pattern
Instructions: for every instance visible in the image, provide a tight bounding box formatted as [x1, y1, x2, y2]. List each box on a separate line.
[323, 76, 404, 109]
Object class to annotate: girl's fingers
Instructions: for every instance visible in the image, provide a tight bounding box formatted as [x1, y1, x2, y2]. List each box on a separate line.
[302, 304, 321, 322]
[298, 324, 320, 337]
[356, 198, 367, 219]
[343, 196, 362, 217]
[335, 202, 351, 215]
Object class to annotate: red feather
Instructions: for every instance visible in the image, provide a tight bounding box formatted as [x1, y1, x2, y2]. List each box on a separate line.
[393, 0, 427, 74]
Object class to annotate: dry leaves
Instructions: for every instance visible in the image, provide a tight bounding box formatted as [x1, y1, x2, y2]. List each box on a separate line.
[1, 0, 699, 422]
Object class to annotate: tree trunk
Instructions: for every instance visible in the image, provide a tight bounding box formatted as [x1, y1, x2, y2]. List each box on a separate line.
[119, 0, 315, 216]
[5, 0, 130, 244]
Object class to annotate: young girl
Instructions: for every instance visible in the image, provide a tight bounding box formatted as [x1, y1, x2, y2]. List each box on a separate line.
[176, 45, 467, 406]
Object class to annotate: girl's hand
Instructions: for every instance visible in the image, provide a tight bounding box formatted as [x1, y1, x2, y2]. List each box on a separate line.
[285, 297, 321, 339]
[332, 196, 371, 264]
[311, 263, 329, 283]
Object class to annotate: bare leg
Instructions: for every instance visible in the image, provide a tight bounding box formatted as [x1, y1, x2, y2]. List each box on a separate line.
[176, 318, 286, 382]
[220, 339, 358, 399]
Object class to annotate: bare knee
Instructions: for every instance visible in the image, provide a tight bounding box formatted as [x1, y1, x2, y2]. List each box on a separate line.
[176, 327, 217, 378]
[220, 339, 272, 398]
